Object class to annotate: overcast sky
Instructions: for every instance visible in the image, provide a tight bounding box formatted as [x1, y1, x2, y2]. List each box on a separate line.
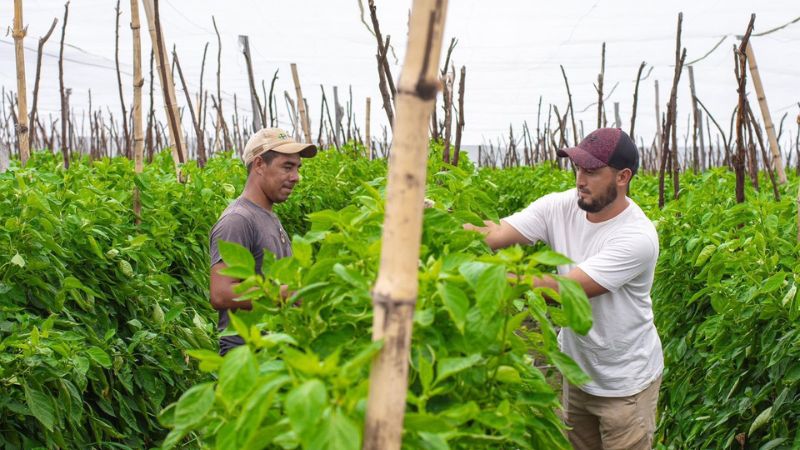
[1, 0, 798, 153]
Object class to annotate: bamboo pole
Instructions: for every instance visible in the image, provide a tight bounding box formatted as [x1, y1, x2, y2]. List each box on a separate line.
[596, 42, 605, 129]
[114, 0, 130, 158]
[746, 102, 780, 201]
[173, 48, 206, 166]
[559, 65, 579, 146]
[629, 61, 646, 143]
[453, 65, 465, 167]
[363, 0, 448, 448]
[744, 41, 786, 184]
[442, 69, 453, 164]
[239, 35, 265, 132]
[290, 63, 312, 143]
[29, 18, 58, 151]
[654, 80, 662, 163]
[12, 0, 31, 165]
[365, 97, 371, 159]
[142, 0, 186, 176]
[58, 1, 70, 169]
[131, 0, 144, 221]
[688, 66, 701, 172]
[658, 13, 686, 208]
[734, 15, 756, 204]
[211, 17, 231, 151]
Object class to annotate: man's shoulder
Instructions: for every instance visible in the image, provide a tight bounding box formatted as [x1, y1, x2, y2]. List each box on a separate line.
[212, 200, 257, 232]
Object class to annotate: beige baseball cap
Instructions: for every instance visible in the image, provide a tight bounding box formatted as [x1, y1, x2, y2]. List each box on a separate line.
[243, 128, 317, 165]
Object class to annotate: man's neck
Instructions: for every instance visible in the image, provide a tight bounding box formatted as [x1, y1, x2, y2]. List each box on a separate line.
[586, 195, 629, 223]
[242, 183, 273, 212]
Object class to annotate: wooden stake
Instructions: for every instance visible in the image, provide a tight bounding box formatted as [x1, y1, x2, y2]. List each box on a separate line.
[238, 35, 265, 132]
[12, 0, 31, 165]
[363, 1, 448, 448]
[58, 1, 70, 169]
[453, 65, 465, 167]
[142, 0, 186, 176]
[629, 61, 646, 143]
[131, 0, 144, 221]
[596, 42, 605, 129]
[560, 65, 579, 146]
[173, 48, 206, 167]
[744, 41, 787, 184]
[688, 66, 701, 172]
[30, 18, 58, 151]
[658, 13, 686, 208]
[734, 15, 756, 204]
[442, 68, 453, 164]
[365, 97, 371, 159]
[290, 63, 312, 143]
[114, 0, 130, 158]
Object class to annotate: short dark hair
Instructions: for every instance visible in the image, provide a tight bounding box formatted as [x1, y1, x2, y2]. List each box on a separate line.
[246, 150, 280, 174]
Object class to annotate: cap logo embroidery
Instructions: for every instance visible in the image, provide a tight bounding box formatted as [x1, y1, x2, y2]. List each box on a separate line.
[277, 132, 289, 140]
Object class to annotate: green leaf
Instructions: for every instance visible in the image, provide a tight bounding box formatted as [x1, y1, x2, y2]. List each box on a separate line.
[694, 244, 716, 266]
[293, 236, 313, 267]
[283, 347, 322, 375]
[286, 379, 327, 441]
[218, 266, 255, 280]
[218, 346, 258, 409]
[781, 283, 797, 307]
[10, 253, 25, 268]
[759, 272, 786, 294]
[418, 354, 434, 393]
[340, 340, 383, 378]
[24, 384, 55, 431]
[437, 282, 469, 333]
[532, 250, 572, 266]
[174, 382, 215, 428]
[227, 311, 251, 342]
[219, 240, 256, 273]
[459, 262, 506, 318]
[549, 350, 591, 386]
[418, 432, 450, 450]
[495, 365, 522, 384]
[557, 277, 593, 335]
[309, 409, 361, 450]
[86, 346, 112, 368]
[748, 406, 772, 436]
[435, 354, 482, 385]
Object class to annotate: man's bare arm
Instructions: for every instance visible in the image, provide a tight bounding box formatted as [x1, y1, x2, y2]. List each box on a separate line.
[464, 219, 530, 251]
[209, 263, 291, 311]
[210, 262, 253, 311]
[532, 266, 609, 299]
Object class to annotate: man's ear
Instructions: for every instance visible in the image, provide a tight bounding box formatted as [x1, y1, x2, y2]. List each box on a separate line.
[617, 168, 633, 185]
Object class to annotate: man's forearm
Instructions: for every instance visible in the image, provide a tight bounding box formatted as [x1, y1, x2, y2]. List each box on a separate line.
[211, 283, 292, 311]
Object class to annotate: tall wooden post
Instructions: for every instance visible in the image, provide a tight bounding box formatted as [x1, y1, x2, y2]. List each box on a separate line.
[131, 0, 144, 220]
[142, 0, 186, 176]
[12, 0, 30, 165]
[291, 63, 312, 144]
[362, 1, 449, 449]
[238, 35, 264, 132]
[745, 41, 787, 184]
[365, 97, 371, 159]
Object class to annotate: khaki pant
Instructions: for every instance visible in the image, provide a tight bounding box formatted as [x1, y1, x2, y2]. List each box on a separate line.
[562, 376, 661, 450]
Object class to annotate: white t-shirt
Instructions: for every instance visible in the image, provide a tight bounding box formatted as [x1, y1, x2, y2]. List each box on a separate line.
[504, 188, 663, 397]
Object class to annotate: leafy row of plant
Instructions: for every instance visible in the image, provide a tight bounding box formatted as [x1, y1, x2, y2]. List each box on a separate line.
[161, 157, 594, 449]
[0, 151, 242, 449]
[484, 166, 800, 449]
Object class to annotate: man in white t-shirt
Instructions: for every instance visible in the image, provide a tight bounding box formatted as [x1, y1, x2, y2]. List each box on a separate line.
[465, 128, 663, 450]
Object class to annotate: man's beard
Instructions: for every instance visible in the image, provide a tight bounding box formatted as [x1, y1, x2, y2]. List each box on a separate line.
[577, 182, 618, 213]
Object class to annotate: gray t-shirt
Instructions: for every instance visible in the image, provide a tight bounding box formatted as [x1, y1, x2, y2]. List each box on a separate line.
[209, 197, 292, 355]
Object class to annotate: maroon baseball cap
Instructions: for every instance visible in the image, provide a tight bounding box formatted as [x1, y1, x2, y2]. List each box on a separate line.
[557, 128, 639, 175]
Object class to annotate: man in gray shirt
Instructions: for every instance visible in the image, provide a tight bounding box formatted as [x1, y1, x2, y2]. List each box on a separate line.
[209, 127, 317, 355]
